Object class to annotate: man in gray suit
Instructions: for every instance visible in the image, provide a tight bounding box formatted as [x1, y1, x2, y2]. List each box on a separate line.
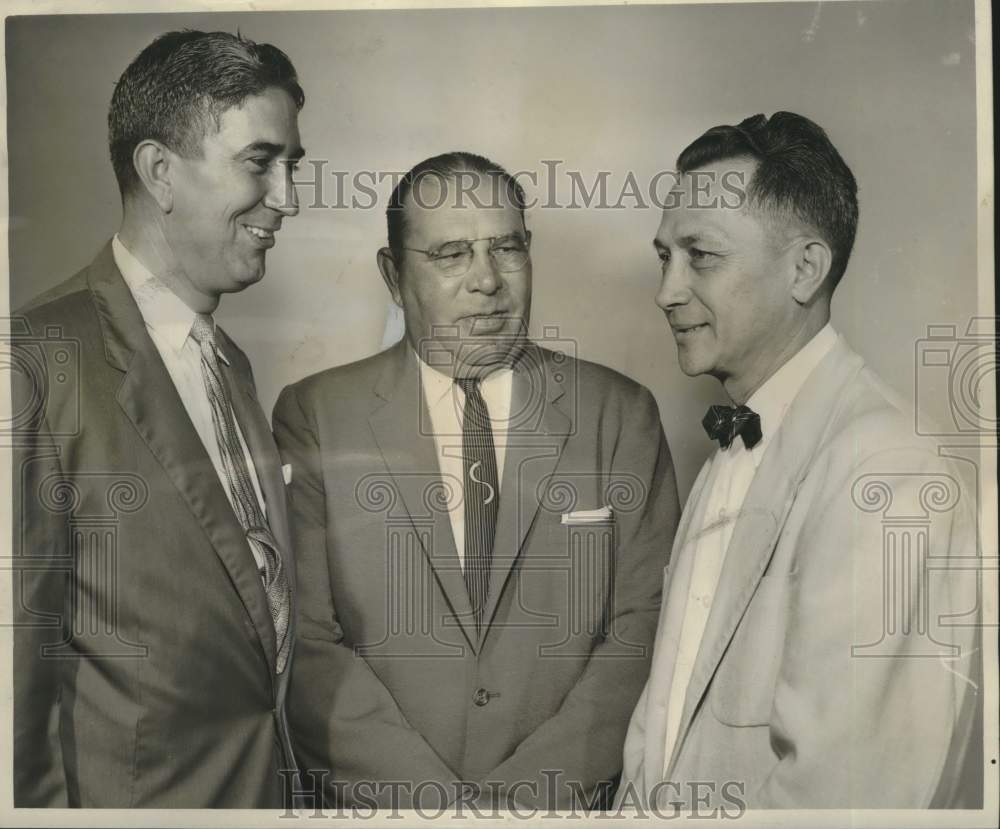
[12, 30, 304, 807]
[274, 152, 680, 810]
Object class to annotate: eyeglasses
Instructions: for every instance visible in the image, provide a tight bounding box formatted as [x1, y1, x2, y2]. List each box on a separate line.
[401, 232, 532, 277]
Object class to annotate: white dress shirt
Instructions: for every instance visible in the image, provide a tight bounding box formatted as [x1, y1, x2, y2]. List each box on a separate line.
[659, 323, 839, 774]
[417, 351, 512, 569]
[113, 235, 268, 571]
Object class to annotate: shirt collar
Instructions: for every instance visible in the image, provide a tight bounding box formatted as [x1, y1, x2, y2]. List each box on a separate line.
[413, 344, 513, 406]
[744, 323, 838, 459]
[112, 234, 229, 364]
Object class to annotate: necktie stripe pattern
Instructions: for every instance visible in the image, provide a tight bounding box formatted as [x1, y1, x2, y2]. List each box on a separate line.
[190, 313, 291, 673]
[702, 404, 763, 450]
[457, 378, 499, 632]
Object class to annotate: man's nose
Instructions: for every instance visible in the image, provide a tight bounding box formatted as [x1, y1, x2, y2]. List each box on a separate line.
[264, 161, 300, 217]
[465, 244, 501, 294]
[655, 258, 690, 311]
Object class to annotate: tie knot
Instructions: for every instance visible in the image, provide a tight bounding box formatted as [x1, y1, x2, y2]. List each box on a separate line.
[702, 404, 762, 450]
[190, 313, 216, 347]
[456, 377, 481, 397]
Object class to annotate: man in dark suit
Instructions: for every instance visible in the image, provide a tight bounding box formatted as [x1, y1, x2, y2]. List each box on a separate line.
[11, 30, 305, 807]
[274, 152, 681, 810]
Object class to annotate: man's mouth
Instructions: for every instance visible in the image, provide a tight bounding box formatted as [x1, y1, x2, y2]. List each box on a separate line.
[464, 311, 513, 334]
[672, 322, 708, 338]
[243, 224, 277, 247]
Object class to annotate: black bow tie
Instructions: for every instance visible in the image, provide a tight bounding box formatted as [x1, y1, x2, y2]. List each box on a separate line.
[702, 404, 762, 450]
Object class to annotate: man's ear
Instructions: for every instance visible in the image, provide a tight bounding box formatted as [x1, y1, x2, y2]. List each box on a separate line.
[790, 237, 833, 304]
[132, 139, 174, 213]
[377, 247, 403, 306]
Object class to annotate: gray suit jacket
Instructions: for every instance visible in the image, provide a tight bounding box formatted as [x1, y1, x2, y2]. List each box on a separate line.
[619, 337, 981, 809]
[273, 339, 680, 809]
[12, 242, 298, 807]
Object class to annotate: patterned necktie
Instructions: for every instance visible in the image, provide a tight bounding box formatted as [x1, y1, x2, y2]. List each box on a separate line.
[456, 378, 499, 632]
[190, 314, 291, 674]
[702, 404, 763, 450]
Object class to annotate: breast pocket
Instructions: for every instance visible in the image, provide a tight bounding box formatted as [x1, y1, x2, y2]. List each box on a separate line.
[710, 572, 790, 726]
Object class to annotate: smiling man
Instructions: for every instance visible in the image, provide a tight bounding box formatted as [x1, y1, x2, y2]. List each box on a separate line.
[12, 31, 304, 807]
[617, 113, 980, 810]
[273, 152, 680, 809]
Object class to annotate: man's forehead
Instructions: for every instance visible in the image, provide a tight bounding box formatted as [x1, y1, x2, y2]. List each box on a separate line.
[656, 206, 734, 245]
[404, 173, 522, 242]
[211, 88, 303, 154]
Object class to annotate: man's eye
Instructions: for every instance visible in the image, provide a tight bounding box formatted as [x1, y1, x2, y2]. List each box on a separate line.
[434, 251, 464, 261]
[656, 249, 671, 263]
[690, 248, 715, 262]
[248, 157, 270, 171]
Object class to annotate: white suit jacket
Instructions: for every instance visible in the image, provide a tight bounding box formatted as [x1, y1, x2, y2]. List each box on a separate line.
[619, 337, 981, 809]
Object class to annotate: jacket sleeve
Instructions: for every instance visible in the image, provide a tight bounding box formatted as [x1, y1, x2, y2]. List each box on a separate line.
[755, 443, 980, 808]
[12, 343, 70, 807]
[274, 384, 463, 809]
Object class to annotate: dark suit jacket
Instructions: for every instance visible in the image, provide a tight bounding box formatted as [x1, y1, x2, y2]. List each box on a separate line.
[11, 242, 298, 807]
[273, 339, 680, 809]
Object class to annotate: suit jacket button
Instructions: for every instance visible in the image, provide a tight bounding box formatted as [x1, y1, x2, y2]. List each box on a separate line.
[473, 688, 490, 707]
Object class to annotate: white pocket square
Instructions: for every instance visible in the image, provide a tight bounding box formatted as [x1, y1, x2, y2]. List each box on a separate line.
[561, 505, 614, 525]
[282, 463, 293, 485]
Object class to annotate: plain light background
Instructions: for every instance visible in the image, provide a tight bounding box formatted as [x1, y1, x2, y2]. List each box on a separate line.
[5, 0, 980, 498]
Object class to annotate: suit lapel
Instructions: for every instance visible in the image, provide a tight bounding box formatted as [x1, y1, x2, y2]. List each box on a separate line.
[481, 345, 571, 635]
[664, 339, 865, 776]
[86, 244, 278, 679]
[367, 342, 479, 651]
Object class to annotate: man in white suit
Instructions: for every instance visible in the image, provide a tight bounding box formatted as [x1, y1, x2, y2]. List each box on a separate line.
[618, 112, 981, 810]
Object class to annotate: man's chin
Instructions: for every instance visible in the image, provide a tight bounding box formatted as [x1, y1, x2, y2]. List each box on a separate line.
[450, 331, 525, 376]
[674, 347, 713, 378]
[458, 340, 523, 367]
[216, 267, 265, 295]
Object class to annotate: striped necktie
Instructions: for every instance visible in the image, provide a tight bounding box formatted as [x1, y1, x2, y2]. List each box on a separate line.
[190, 313, 291, 673]
[456, 377, 499, 632]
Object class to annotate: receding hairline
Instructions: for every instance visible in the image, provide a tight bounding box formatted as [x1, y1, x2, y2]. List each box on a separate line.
[393, 167, 527, 241]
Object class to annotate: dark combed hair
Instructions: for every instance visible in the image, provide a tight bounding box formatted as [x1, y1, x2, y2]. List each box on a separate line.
[108, 30, 305, 197]
[677, 111, 859, 289]
[386, 151, 527, 255]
